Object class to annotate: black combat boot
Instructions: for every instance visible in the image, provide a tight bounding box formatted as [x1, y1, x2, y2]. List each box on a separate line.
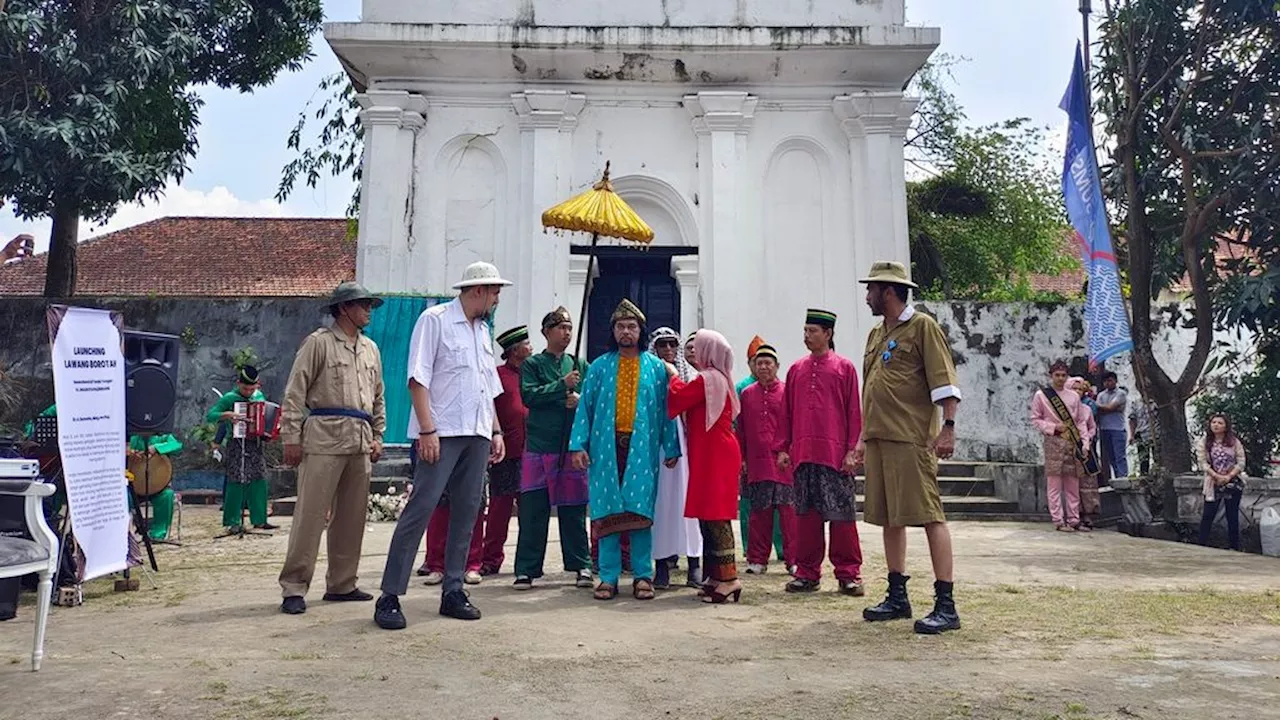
[913, 580, 961, 634]
[862, 571, 912, 622]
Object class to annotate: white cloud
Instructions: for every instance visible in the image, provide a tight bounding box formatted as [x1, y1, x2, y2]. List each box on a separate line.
[1, 183, 296, 254]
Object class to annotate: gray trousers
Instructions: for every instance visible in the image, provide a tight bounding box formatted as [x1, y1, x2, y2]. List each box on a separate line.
[381, 436, 491, 596]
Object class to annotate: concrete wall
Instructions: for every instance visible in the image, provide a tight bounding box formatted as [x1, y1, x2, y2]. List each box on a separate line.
[0, 297, 330, 484]
[1, 297, 1252, 472]
[917, 301, 1253, 464]
[362, 0, 905, 27]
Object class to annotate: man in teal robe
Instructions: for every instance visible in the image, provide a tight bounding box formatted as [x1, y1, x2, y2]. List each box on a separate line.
[569, 299, 680, 599]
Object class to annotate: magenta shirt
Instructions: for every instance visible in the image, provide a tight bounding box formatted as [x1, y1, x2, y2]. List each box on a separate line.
[775, 351, 863, 471]
[736, 379, 793, 485]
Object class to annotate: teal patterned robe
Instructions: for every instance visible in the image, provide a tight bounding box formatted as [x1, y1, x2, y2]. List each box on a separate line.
[569, 351, 681, 531]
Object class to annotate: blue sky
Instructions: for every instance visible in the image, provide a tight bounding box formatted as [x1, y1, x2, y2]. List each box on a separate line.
[1, 0, 1090, 252]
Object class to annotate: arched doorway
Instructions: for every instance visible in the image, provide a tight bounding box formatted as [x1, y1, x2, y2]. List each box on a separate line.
[572, 176, 699, 360]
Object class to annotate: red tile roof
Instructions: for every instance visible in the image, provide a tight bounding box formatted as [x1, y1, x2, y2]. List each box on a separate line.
[1029, 268, 1085, 295]
[0, 217, 353, 297]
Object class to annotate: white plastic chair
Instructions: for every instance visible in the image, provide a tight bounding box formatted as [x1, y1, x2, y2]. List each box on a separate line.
[0, 479, 58, 671]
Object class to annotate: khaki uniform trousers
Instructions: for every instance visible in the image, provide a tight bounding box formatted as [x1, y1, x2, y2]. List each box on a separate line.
[278, 453, 371, 598]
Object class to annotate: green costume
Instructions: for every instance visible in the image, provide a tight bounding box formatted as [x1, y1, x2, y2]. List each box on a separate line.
[128, 434, 181, 541]
[207, 388, 270, 528]
[735, 376, 786, 562]
[514, 345, 593, 579]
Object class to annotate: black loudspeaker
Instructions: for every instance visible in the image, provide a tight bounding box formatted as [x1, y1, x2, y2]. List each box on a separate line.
[122, 330, 180, 435]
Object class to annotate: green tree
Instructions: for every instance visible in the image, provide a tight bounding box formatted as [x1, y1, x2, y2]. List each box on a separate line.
[0, 0, 324, 297]
[277, 71, 362, 220]
[905, 60, 1076, 300]
[1193, 356, 1280, 478]
[1095, 0, 1280, 475]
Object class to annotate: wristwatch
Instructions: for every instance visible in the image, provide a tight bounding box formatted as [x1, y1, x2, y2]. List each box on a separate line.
[943, 419, 956, 428]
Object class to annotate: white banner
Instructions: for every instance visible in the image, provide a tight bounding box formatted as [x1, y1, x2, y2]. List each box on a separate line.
[49, 306, 129, 580]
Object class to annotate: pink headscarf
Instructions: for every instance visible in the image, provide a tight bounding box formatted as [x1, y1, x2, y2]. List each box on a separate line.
[692, 329, 740, 430]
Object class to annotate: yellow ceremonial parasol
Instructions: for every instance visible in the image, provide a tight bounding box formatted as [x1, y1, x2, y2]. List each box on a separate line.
[541, 161, 654, 357]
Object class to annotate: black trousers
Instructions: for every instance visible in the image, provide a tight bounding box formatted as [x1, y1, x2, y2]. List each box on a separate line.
[1199, 491, 1242, 550]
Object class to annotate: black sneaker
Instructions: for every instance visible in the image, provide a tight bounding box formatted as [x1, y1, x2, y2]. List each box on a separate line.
[374, 594, 407, 630]
[323, 588, 374, 602]
[785, 578, 821, 593]
[513, 575, 533, 591]
[280, 596, 306, 615]
[254, 522, 280, 531]
[440, 590, 482, 621]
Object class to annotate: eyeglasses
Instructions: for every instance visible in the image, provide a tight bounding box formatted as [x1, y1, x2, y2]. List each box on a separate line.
[881, 339, 898, 364]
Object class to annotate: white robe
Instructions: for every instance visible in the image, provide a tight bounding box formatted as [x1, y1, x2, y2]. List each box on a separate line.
[651, 419, 703, 559]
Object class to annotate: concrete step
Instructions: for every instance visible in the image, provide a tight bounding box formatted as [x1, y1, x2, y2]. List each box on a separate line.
[937, 462, 980, 478]
[372, 457, 412, 478]
[936, 477, 995, 496]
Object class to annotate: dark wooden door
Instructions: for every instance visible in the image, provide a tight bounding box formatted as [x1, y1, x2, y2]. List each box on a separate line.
[586, 254, 680, 361]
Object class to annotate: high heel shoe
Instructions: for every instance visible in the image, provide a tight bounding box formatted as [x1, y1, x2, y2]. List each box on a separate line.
[701, 582, 743, 604]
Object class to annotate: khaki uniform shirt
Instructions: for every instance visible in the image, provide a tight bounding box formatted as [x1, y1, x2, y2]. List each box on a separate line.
[862, 306, 961, 447]
[280, 325, 386, 455]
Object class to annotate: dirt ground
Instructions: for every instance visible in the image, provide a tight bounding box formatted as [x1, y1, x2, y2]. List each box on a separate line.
[1, 508, 1278, 720]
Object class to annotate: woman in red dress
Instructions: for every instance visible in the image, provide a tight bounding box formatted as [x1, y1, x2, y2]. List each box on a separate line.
[666, 329, 743, 603]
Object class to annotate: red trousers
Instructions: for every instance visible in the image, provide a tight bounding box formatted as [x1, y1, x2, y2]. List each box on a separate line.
[480, 495, 517, 571]
[422, 505, 483, 573]
[747, 505, 797, 566]
[793, 512, 863, 582]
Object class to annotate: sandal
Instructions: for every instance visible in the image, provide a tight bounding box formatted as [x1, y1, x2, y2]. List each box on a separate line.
[593, 583, 618, 601]
[632, 578, 656, 601]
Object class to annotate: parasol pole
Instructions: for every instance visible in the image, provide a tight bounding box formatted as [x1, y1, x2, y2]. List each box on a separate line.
[559, 230, 598, 470]
[572, 231, 600, 360]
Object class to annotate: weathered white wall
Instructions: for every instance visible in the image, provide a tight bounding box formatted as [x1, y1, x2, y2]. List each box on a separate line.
[363, 0, 905, 27]
[920, 302, 1254, 463]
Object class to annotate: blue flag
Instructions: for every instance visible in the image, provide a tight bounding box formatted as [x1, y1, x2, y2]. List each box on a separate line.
[1060, 42, 1133, 368]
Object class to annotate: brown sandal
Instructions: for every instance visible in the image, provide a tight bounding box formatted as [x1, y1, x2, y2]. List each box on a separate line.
[594, 583, 617, 601]
[632, 578, 655, 601]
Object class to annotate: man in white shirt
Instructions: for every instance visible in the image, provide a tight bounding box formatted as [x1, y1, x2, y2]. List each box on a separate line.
[375, 262, 512, 630]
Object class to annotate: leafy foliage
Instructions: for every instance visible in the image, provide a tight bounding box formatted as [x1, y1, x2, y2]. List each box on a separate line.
[1193, 357, 1280, 478]
[277, 71, 362, 218]
[0, 0, 324, 296]
[905, 60, 1076, 301]
[1095, 0, 1280, 473]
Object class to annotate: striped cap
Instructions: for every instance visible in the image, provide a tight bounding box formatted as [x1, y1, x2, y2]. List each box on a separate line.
[806, 308, 837, 329]
[496, 326, 529, 351]
[754, 344, 778, 362]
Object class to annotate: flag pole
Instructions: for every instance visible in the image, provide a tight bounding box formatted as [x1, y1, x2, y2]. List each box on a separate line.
[1080, 0, 1092, 111]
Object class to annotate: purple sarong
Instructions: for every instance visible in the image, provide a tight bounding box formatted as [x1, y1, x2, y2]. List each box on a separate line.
[521, 451, 589, 507]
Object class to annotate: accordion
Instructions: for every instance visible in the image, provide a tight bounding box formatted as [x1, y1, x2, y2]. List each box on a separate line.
[233, 401, 281, 440]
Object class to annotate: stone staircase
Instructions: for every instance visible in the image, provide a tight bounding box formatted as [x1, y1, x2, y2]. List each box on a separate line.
[854, 462, 1034, 522]
[270, 450, 1051, 521]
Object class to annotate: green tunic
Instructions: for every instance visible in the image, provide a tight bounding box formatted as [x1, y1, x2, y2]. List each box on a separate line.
[206, 389, 268, 425]
[520, 351, 590, 455]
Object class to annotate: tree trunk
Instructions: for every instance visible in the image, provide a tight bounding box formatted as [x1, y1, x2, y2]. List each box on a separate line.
[43, 196, 80, 298]
[1151, 397, 1192, 521]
